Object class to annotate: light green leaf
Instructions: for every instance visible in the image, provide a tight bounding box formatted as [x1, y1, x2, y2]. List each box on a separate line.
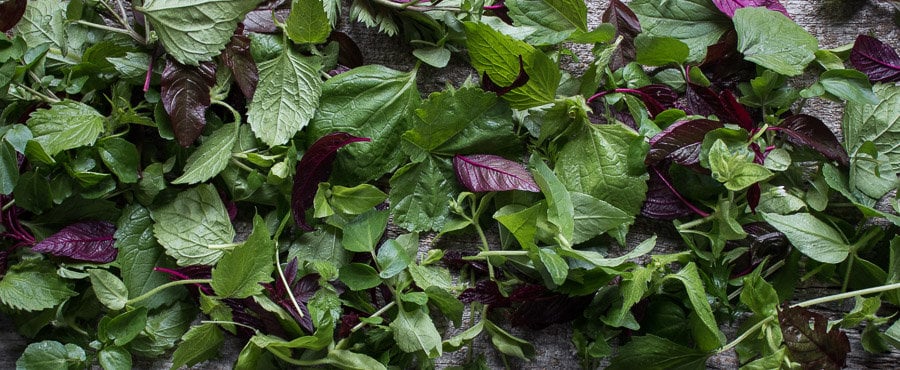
[571, 192, 634, 245]
[708, 139, 773, 191]
[741, 273, 779, 317]
[248, 48, 322, 147]
[16, 341, 86, 370]
[0, 269, 76, 312]
[390, 307, 443, 357]
[339, 263, 382, 291]
[667, 263, 726, 350]
[98, 346, 132, 370]
[211, 215, 274, 298]
[173, 122, 239, 184]
[108, 52, 152, 79]
[341, 209, 389, 252]
[329, 184, 387, 215]
[760, 212, 851, 263]
[170, 323, 224, 370]
[376, 239, 413, 279]
[818, 69, 879, 105]
[138, 0, 263, 65]
[494, 203, 545, 250]
[90, 269, 128, 310]
[289, 226, 348, 268]
[733, 7, 818, 76]
[321, 349, 387, 370]
[537, 248, 568, 286]
[742, 347, 787, 370]
[483, 319, 535, 360]
[27, 100, 104, 156]
[560, 234, 656, 268]
[634, 34, 689, 66]
[309, 65, 420, 183]
[530, 155, 574, 243]
[412, 47, 451, 68]
[116, 205, 180, 309]
[506, 0, 588, 45]
[605, 266, 653, 327]
[757, 186, 806, 215]
[16, 0, 66, 51]
[630, 0, 730, 62]
[286, 0, 331, 44]
[389, 156, 457, 232]
[843, 83, 900, 172]
[151, 184, 235, 266]
[409, 265, 453, 291]
[104, 308, 149, 346]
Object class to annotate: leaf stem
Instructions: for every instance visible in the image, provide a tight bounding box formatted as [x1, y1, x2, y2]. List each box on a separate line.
[351, 300, 396, 333]
[274, 244, 305, 319]
[14, 84, 60, 104]
[841, 253, 855, 293]
[466, 250, 529, 259]
[202, 320, 258, 332]
[126, 278, 211, 305]
[716, 316, 772, 354]
[74, 20, 144, 44]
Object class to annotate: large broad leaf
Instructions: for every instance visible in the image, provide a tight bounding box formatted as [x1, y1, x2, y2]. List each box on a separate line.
[453, 154, 540, 193]
[0, 0, 27, 32]
[646, 120, 723, 166]
[760, 212, 850, 263]
[389, 156, 458, 232]
[16, 341, 86, 370]
[128, 301, 197, 357]
[570, 192, 633, 245]
[607, 334, 709, 370]
[629, 0, 730, 62]
[211, 215, 274, 298]
[641, 166, 701, 220]
[222, 34, 259, 99]
[634, 34, 689, 66]
[31, 221, 117, 263]
[733, 7, 817, 76]
[151, 184, 234, 266]
[115, 205, 179, 309]
[247, 48, 322, 147]
[390, 307, 443, 358]
[160, 59, 217, 147]
[850, 35, 900, 83]
[843, 83, 900, 171]
[15, 0, 65, 51]
[506, 0, 588, 45]
[778, 305, 850, 370]
[138, 0, 263, 65]
[0, 269, 76, 311]
[173, 122, 239, 184]
[292, 132, 370, 229]
[711, 0, 789, 18]
[773, 114, 849, 165]
[308, 65, 420, 183]
[26, 100, 104, 156]
[285, 0, 331, 45]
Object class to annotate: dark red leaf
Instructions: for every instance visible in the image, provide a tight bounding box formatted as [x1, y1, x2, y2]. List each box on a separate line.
[329, 31, 364, 69]
[508, 285, 592, 330]
[778, 305, 850, 370]
[602, 0, 642, 70]
[32, 221, 117, 263]
[242, 8, 290, 34]
[0, 0, 27, 32]
[685, 82, 723, 118]
[646, 119, 723, 166]
[641, 166, 707, 219]
[292, 133, 371, 230]
[769, 114, 849, 165]
[483, 0, 512, 25]
[700, 30, 756, 86]
[850, 34, 900, 83]
[453, 154, 540, 193]
[222, 34, 259, 100]
[747, 182, 761, 212]
[482, 55, 530, 96]
[458, 280, 510, 307]
[160, 58, 217, 147]
[711, 0, 790, 18]
[720, 90, 755, 131]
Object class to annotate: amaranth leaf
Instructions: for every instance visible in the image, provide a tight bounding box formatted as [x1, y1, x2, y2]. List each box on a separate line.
[160, 59, 217, 147]
[602, 0, 641, 69]
[453, 154, 540, 193]
[629, 0, 730, 62]
[0, 0, 27, 32]
[733, 7, 817, 76]
[32, 221, 117, 263]
[711, 0, 789, 18]
[646, 119, 723, 166]
[222, 34, 259, 99]
[778, 304, 850, 370]
[850, 34, 900, 83]
[771, 114, 849, 165]
[172, 122, 239, 185]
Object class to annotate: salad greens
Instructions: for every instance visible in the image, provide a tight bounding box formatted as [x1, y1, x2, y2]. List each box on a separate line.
[1, 0, 899, 369]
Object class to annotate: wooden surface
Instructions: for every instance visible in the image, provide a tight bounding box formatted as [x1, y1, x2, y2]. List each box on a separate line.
[2, 0, 899, 368]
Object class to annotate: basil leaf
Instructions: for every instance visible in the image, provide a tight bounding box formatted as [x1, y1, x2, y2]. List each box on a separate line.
[211, 215, 274, 298]
[104, 307, 149, 346]
[0, 269, 76, 311]
[760, 212, 851, 264]
[247, 48, 322, 147]
[27, 100, 104, 156]
[390, 306, 443, 358]
[128, 301, 197, 357]
[286, 0, 331, 45]
[329, 184, 387, 215]
[630, 0, 730, 62]
[173, 122, 239, 184]
[733, 7, 818, 76]
[151, 184, 235, 266]
[667, 263, 726, 350]
[98, 138, 140, 184]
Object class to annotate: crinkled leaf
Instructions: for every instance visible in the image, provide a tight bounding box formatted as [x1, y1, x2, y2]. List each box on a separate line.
[629, 0, 730, 62]
[711, 0, 789, 18]
[173, 122, 239, 184]
[211, 215, 274, 298]
[505, 0, 588, 45]
[390, 307, 443, 358]
[285, 0, 331, 45]
[292, 132, 370, 229]
[843, 83, 900, 171]
[0, 269, 76, 311]
[160, 59, 216, 147]
[0, 0, 27, 32]
[151, 184, 234, 266]
[760, 212, 850, 263]
[247, 48, 322, 147]
[138, 0, 263, 65]
[32, 221, 117, 263]
[774, 114, 849, 165]
[89, 269, 128, 310]
[222, 34, 259, 99]
[646, 119, 723, 166]
[127, 301, 196, 357]
[27, 100, 104, 156]
[453, 154, 540, 193]
[389, 156, 457, 232]
[171, 323, 224, 370]
[15, 0, 65, 51]
[778, 305, 850, 370]
[607, 334, 709, 370]
[850, 34, 900, 83]
[16, 341, 86, 370]
[733, 7, 817, 76]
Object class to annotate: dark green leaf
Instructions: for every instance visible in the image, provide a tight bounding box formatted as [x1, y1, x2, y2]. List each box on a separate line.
[211, 215, 275, 299]
[389, 156, 457, 232]
[98, 138, 140, 184]
[630, 0, 730, 62]
[16, 340, 86, 370]
[247, 48, 322, 147]
[667, 263, 725, 350]
[635, 34, 689, 66]
[90, 269, 128, 310]
[116, 205, 181, 309]
[0, 269, 76, 312]
[173, 122, 239, 184]
[170, 323, 224, 370]
[341, 209, 389, 253]
[339, 263, 382, 291]
[98, 346, 132, 370]
[26, 100, 104, 156]
[105, 307, 149, 346]
[0, 141, 19, 195]
[390, 306, 443, 357]
[128, 301, 197, 357]
[286, 0, 331, 44]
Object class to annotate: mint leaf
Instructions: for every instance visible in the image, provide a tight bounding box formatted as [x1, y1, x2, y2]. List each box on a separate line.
[151, 184, 235, 266]
[171, 323, 224, 370]
[90, 269, 128, 310]
[211, 215, 274, 298]
[389, 156, 457, 232]
[309, 65, 420, 183]
[761, 212, 850, 263]
[16, 0, 65, 51]
[843, 82, 900, 171]
[390, 307, 443, 358]
[16, 341, 86, 370]
[173, 122, 239, 184]
[630, 0, 730, 62]
[98, 346, 132, 370]
[0, 269, 76, 311]
[607, 334, 709, 370]
[27, 100, 104, 156]
[116, 205, 180, 309]
[248, 48, 322, 147]
[341, 209, 389, 253]
[506, 0, 588, 45]
[32, 221, 118, 263]
[286, 0, 331, 44]
[733, 7, 818, 76]
[138, 0, 263, 65]
[160, 59, 217, 147]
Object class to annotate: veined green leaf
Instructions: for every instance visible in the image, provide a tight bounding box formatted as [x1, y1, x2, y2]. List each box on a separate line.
[89, 269, 128, 310]
[506, 0, 588, 45]
[389, 156, 457, 232]
[843, 83, 900, 172]
[390, 307, 443, 358]
[734, 7, 818, 76]
[27, 100, 104, 156]
[173, 122, 239, 184]
[247, 49, 322, 147]
[151, 184, 235, 266]
[116, 205, 181, 309]
[16, 341, 86, 370]
[630, 0, 730, 62]
[667, 263, 726, 350]
[286, 0, 331, 44]
[760, 212, 851, 263]
[171, 323, 224, 369]
[211, 215, 274, 298]
[0, 269, 76, 312]
[530, 154, 574, 244]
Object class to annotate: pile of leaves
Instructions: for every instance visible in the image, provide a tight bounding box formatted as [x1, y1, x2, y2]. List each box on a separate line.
[1, 0, 899, 368]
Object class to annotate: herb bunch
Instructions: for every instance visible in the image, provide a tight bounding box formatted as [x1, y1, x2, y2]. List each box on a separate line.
[1, 0, 899, 369]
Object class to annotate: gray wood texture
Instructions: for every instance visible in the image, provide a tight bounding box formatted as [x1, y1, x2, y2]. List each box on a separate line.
[2, 0, 899, 368]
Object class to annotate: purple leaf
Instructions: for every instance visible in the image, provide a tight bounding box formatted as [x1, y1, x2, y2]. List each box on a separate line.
[453, 154, 540, 193]
[712, 0, 789, 18]
[329, 31, 364, 69]
[646, 119, 723, 166]
[700, 30, 756, 85]
[602, 0, 641, 70]
[483, 0, 512, 24]
[769, 114, 849, 165]
[641, 166, 707, 219]
[160, 58, 217, 147]
[850, 34, 900, 83]
[0, 0, 27, 32]
[779, 304, 850, 370]
[32, 221, 117, 263]
[242, 7, 290, 34]
[458, 280, 510, 306]
[292, 133, 371, 230]
[720, 90, 755, 131]
[482, 55, 530, 96]
[222, 34, 259, 100]
[508, 284, 592, 330]
[685, 82, 723, 118]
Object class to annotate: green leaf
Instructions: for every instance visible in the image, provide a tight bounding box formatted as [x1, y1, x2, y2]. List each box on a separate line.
[289, 226, 348, 268]
[760, 212, 851, 263]
[818, 69, 879, 105]
[16, 0, 66, 51]
[104, 307, 149, 346]
[27, 100, 104, 156]
[98, 138, 140, 184]
[506, 0, 588, 45]
[390, 306, 443, 357]
[286, 0, 331, 44]
[605, 266, 653, 327]
[463, 22, 561, 109]
[339, 263, 382, 291]
[389, 156, 457, 232]
[634, 34, 689, 66]
[151, 184, 235, 266]
[409, 264, 453, 291]
[607, 335, 709, 370]
[741, 273, 780, 317]
[376, 239, 413, 279]
[537, 248, 568, 286]
[309, 65, 420, 183]
[211, 215, 274, 298]
[341, 209, 389, 252]
[424, 286, 463, 326]
[843, 83, 900, 172]
[0, 269, 76, 311]
[247, 48, 322, 147]
[0, 141, 19, 195]
[138, 0, 263, 65]
[98, 346, 132, 370]
[128, 301, 197, 357]
[329, 184, 387, 215]
[173, 122, 239, 184]
[321, 349, 387, 370]
[412, 47, 451, 68]
[530, 154, 574, 243]
[630, 0, 730, 62]
[13, 171, 52, 213]
[733, 7, 818, 76]
[90, 269, 129, 310]
[16, 341, 86, 370]
[483, 319, 535, 360]
[571, 192, 634, 245]
[494, 202, 544, 250]
[116, 205, 180, 309]
[667, 263, 725, 350]
[559, 234, 656, 267]
[170, 323, 224, 370]
[708, 139, 774, 191]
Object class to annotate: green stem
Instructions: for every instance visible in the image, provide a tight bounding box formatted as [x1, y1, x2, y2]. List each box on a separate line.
[472, 221, 496, 280]
[2, 199, 15, 211]
[676, 214, 714, 231]
[15, 84, 60, 104]
[266, 348, 327, 366]
[334, 300, 398, 350]
[126, 278, 211, 305]
[202, 320, 258, 332]
[207, 242, 242, 250]
[841, 253, 855, 293]
[74, 20, 143, 43]
[466, 250, 529, 259]
[275, 244, 305, 319]
[716, 316, 773, 354]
